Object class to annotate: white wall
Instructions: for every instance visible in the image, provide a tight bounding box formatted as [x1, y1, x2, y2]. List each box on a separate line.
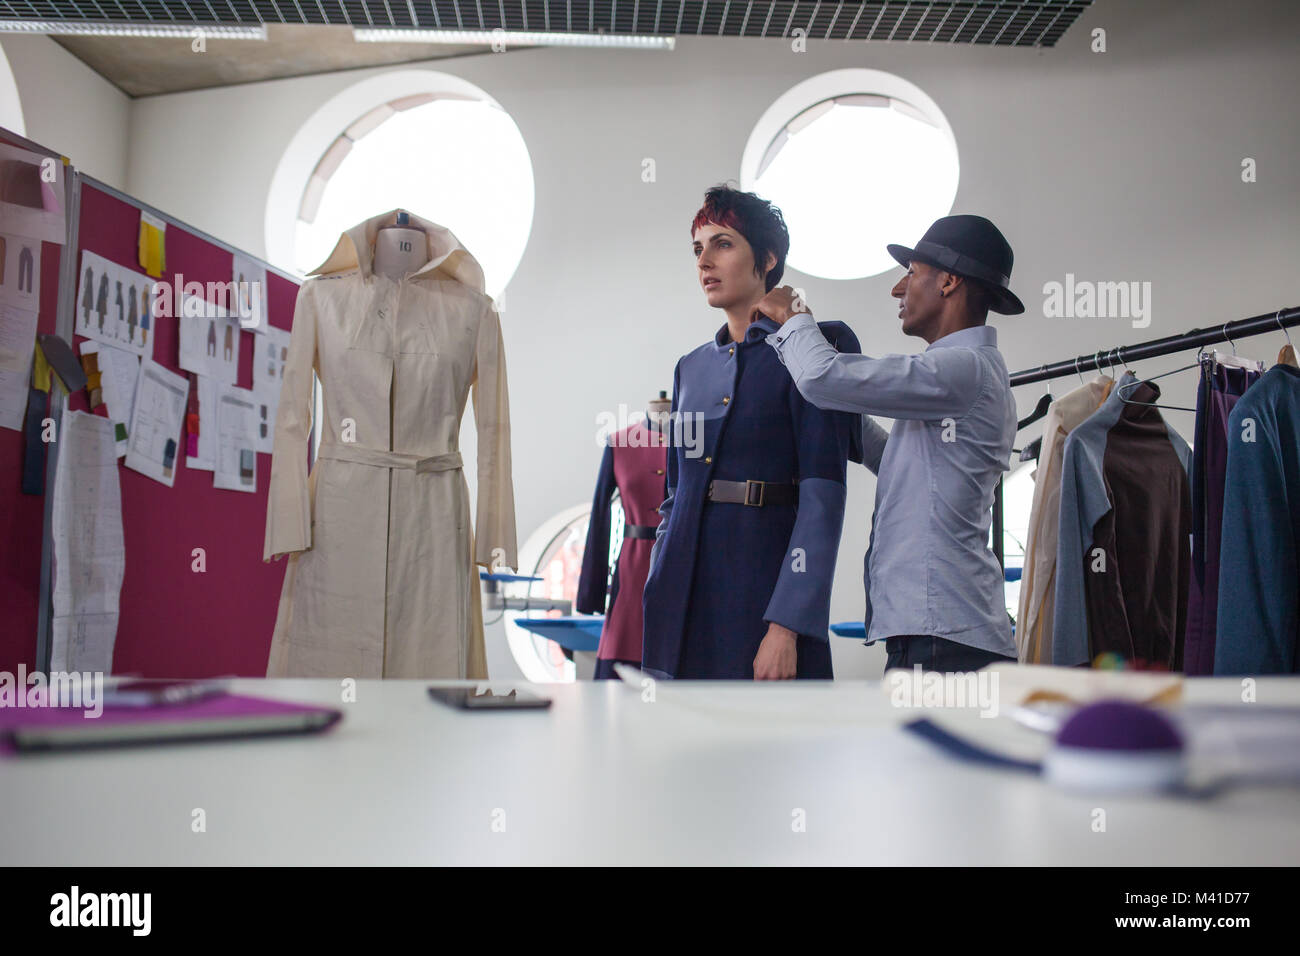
[0, 34, 130, 185]
[7, 0, 1298, 679]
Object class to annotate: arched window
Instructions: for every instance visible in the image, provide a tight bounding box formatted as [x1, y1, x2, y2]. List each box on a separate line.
[741, 69, 959, 281]
[266, 69, 534, 296]
[0, 44, 25, 134]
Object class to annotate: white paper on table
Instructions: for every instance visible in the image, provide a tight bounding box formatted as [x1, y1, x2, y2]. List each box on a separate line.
[50, 411, 124, 673]
[177, 291, 239, 385]
[250, 324, 288, 453]
[74, 250, 156, 359]
[0, 232, 41, 310]
[0, 143, 66, 245]
[124, 358, 187, 487]
[213, 382, 258, 493]
[82, 341, 141, 457]
[232, 254, 268, 334]
[186, 373, 217, 471]
[0, 300, 39, 430]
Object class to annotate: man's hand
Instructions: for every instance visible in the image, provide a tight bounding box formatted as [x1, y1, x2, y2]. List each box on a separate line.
[752, 285, 811, 327]
[753, 622, 799, 680]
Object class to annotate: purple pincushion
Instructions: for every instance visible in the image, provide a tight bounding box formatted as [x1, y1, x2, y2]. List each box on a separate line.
[1055, 700, 1183, 752]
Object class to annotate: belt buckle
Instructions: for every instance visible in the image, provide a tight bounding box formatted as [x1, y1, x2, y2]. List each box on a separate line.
[744, 479, 765, 507]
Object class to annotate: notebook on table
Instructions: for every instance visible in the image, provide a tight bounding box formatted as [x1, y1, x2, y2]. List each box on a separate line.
[0, 693, 343, 753]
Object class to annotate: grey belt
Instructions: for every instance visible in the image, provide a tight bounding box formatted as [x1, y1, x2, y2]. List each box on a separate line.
[623, 523, 659, 540]
[706, 478, 797, 507]
[317, 442, 463, 473]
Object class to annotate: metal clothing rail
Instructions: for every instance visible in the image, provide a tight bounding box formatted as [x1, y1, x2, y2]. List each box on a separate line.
[993, 304, 1300, 573]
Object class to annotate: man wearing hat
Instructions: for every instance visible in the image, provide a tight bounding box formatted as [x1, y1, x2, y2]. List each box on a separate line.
[755, 215, 1023, 672]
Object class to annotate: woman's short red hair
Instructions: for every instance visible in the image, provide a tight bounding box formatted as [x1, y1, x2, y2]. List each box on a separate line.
[690, 184, 790, 292]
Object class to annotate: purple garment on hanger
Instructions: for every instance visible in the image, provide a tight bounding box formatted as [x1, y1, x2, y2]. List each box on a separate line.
[1184, 360, 1261, 675]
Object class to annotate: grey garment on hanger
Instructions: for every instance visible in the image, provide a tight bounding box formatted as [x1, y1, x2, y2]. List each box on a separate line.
[1052, 371, 1191, 666]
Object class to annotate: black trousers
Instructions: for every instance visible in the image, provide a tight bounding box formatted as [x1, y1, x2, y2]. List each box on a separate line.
[884, 634, 1016, 673]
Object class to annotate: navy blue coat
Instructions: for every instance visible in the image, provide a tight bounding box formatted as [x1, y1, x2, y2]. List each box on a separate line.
[641, 315, 862, 679]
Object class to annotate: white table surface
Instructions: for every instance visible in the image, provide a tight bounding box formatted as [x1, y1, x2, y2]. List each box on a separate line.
[3, 674, 1299, 865]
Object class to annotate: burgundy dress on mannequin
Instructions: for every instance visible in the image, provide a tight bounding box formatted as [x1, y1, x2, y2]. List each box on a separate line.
[576, 419, 669, 679]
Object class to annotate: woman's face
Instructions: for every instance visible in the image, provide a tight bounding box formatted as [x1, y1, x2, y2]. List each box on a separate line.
[692, 221, 771, 311]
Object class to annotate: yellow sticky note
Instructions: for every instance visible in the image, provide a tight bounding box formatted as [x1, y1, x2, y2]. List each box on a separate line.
[33, 342, 53, 393]
[138, 211, 167, 278]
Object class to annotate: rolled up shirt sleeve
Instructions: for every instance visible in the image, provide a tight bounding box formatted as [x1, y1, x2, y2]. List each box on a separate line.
[768, 312, 985, 421]
[861, 416, 890, 474]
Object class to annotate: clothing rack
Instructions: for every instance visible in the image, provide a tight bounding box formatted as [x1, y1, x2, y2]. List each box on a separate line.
[993, 304, 1300, 573]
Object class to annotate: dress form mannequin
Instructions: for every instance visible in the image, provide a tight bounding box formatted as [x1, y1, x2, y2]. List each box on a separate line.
[373, 211, 429, 280]
[646, 390, 670, 434]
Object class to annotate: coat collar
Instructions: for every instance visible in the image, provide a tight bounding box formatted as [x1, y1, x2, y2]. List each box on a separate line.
[713, 314, 780, 350]
[308, 209, 486, 292]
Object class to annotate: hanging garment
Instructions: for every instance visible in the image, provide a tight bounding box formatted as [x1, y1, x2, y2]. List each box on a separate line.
[575, 419, 668, 678]
[263, 209, 517, 679]
[1184, 359, 1261, 674]
[1016, 377, 1113, 663]
[1053, 372, 1191, 668]
[1215, 364, 1300, 674]
[641, 316, 861, 679]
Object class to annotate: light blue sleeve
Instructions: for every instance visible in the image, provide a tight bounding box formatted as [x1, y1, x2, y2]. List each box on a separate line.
[767, 312, 984, 420]
[861, 416, 890, 474]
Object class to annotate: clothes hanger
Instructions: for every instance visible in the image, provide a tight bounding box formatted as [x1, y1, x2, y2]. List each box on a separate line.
[1016, 373, 1053, 431]
[1115, 344, 1199, 412]
[1012, 366, 1053, 460]
[1206, 322, 1264, 372]
[1275, 309, 1298, 368]
[1095, 348, 1116, 382]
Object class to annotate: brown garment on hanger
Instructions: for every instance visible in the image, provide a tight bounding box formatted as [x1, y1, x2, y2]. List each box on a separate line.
[1082, 382, 1191, 669]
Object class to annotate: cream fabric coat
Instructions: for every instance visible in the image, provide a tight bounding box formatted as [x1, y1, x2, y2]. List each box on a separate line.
[263, 210, 518, 678]
[1016, 376, 1112, 664]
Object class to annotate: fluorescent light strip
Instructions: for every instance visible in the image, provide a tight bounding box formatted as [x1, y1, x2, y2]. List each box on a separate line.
[0, 20, 268, 40]
[353, 28, 675, 49]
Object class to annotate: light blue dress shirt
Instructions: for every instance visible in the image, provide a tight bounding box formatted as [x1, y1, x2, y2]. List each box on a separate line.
[767, 313, 1017, 656]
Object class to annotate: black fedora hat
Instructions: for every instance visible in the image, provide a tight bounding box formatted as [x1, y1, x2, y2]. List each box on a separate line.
[887, 214, 1025, 315]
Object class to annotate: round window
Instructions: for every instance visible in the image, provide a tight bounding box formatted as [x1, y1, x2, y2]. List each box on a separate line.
[266, 70, 534, 297]
[740, 69, 959, 281]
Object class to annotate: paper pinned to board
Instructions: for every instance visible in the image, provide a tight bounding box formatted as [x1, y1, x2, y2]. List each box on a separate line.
[250, 324, 288, 453]
[75, 250, 156, 359]
[0, 300, 39, 430]
[0, 142, 67, 245]
[186, 373, 217, 471]
[124, 357, 187, 487]
[0, 230, 41, 311]
[213, 382, 258, 493]
[50, 411, 124, 673]
[232, 253, 268, 333]
[80, 341, 141, 457]
[177, 291, 239, 385]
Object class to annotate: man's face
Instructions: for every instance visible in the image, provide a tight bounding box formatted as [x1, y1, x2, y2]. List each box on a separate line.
[891, 259, 945, 339]
[693, 222, 768, 310]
